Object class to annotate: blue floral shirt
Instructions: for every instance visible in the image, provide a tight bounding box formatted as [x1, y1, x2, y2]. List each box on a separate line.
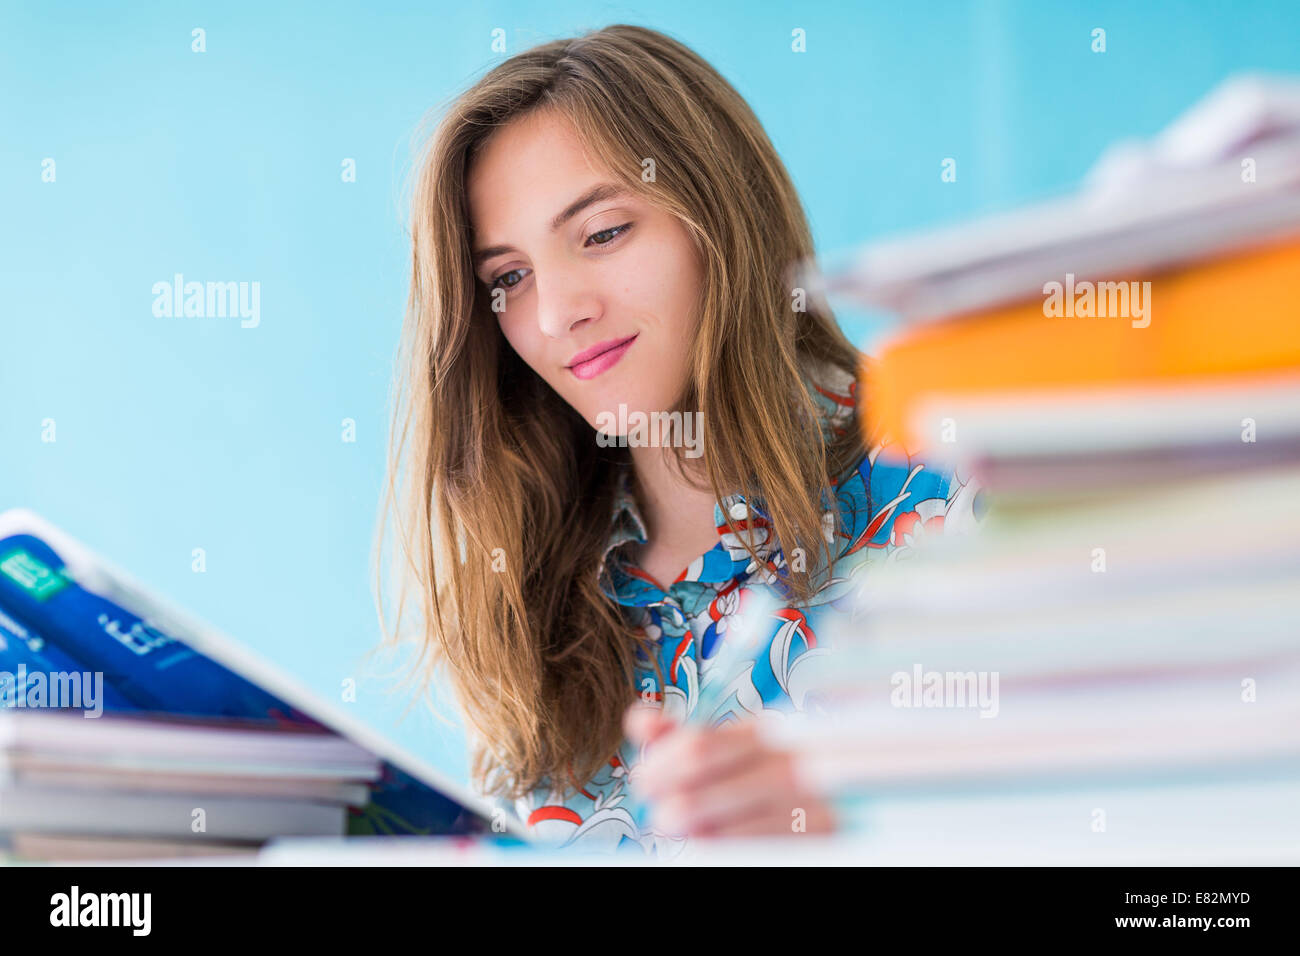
[496, 362, 985, 855]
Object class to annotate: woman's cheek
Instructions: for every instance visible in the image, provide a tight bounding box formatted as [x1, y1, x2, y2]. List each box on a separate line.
[498, 317, 546, 379]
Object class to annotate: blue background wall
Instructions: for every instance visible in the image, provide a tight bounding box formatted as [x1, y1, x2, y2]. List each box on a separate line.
[3, 0, 1297, 782]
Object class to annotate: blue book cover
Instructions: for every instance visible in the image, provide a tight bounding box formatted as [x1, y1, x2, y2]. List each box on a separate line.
[0, 604, 133, 712]
[0, 510, 526, 841]
[0, 533, 322, 725]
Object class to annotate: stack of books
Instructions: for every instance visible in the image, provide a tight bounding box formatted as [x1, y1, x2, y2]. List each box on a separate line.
[783, 75, 1300, 860]
[825, 74, 1300, 465]
[784, 466, 1300, 784]
[823, 73, 1300, 325]
[0, 709, 378, 860]
[0, 509, 521, 862]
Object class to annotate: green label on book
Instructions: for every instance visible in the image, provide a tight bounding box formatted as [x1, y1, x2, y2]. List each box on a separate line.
[0, 548, 70, 602]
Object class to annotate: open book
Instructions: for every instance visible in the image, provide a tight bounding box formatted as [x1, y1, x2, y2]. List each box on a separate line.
[0, 508, 528, 846]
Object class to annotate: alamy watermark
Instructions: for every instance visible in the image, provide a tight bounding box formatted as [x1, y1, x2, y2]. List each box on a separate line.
[50, 886, 151, 936]
[890, 664, 1000, 718]
[152, 274, 260, 328]
[1, 664, 105, 716]
[595, 404, 704, 458]
[1043, 274, 1151, 328]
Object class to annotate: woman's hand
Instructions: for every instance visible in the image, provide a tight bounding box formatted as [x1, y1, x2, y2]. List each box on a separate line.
[623, 705, 837, 839]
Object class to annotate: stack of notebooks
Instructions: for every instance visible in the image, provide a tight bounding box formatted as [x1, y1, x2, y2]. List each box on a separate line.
[0, 510, 520, 862]
[783, 75, 1300, 857]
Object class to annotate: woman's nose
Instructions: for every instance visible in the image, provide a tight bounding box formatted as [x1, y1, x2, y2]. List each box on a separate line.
[533, 263, 602, 338]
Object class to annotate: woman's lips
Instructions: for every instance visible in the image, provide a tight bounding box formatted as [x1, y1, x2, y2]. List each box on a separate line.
[567, 333, 638, 380]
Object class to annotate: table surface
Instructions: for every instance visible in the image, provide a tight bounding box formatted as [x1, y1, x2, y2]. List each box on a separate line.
[14, 774, 1299, 866]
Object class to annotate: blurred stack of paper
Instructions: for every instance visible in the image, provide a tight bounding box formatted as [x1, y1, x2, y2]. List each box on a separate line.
[823, 73, 1300, 323]
[786, 75, 1300, 859]
[0, 709, 379, 861]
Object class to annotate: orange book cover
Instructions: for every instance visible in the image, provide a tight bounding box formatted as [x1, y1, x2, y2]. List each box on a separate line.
[863, 238, 1300, 452]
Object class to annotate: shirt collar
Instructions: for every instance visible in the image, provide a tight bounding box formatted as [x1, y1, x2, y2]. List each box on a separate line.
[595, 359, 858, 606]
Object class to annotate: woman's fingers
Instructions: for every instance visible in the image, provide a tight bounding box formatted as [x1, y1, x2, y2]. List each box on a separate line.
[624, 709, 838, 838]
[633, 721, 765, 800]
[691, 794, 837, 839]
[622, 703, 676, 747]
[649, 750, 793, 835]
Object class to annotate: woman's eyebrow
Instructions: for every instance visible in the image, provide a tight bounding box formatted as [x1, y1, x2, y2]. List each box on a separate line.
[550, 182, 628, 231]
[472, 182, 629, 267]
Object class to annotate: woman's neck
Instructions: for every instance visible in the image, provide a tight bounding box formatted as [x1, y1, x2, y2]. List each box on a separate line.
[628, 445, 721, 586]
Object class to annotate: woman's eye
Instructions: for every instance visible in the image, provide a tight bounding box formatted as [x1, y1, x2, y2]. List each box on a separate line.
[489, 268, 529, 291]
[584, 222, 633, 247]
[486, 223, 632, 292]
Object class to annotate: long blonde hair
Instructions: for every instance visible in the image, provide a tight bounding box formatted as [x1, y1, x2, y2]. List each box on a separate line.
[380, 23, 867, 801]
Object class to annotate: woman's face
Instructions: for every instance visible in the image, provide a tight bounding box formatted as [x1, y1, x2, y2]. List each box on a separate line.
[466, 109, 704, 436]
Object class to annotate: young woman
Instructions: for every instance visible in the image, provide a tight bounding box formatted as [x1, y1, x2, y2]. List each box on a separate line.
[383, 23, 980, 855]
